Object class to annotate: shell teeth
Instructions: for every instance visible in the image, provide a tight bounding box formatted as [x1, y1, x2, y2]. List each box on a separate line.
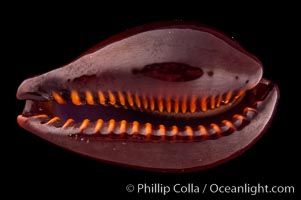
[157, 96, 164, 112]
[168, 125, 178, 137]
[118, 120, 127, 134]
[221, 120, 236, 130]
[142, 95, 148, 110]
[157, 124, 166, 137]
[71, 90, 82, 105]
[107, 119, 116, 133]
[220, 120, 236, 135]
[185, 126, 193, 138]
[41, 103, 256, 139]
[201, 96, 207, 112]
[174, 96, 180, 113]
[135, 93, 142, 108]
[181, 95, 187, 113]
[166, 96, 172, 113]
[62, 118, 74, 128]
[216, 95, 222, 108]
[33, 114, 49, 119]
[79, 119, 90, 132]
[46, 116, 60, 125]
[243, 107, 258, 120]
[233, 90, 244, 103]
[85, 90, 95, 105]
[131, 121, 140, 135]
[98, 90, 106, 105]
[149, 96, 155, 111]
[108, 90, 116, 105]
[210, 95, 216, 110]
[209, 123, 222, 136]
[40, 87, 253, 140]
[196, 125, 208, 137]
[118, 91, 126, 106]
[224, 91, 232, 104]
[143, 123, 152, 137]
[190, 95, 197, 113]
[52, 91, 66, 104]
[232, 114, 248, 129]
[94, 119, 104, 133]
[126, 91, 134, 107]
[253, 100, 264, 109]
[51, 89, 245, 115]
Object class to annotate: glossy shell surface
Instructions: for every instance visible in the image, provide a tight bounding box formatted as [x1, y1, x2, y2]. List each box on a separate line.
[17, 22, 279, 172]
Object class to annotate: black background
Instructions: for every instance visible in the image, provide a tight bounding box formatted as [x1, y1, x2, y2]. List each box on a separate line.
[12, 6, 298, 199]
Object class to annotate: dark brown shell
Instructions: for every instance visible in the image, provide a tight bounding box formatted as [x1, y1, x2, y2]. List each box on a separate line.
[17, 22, 279, 172]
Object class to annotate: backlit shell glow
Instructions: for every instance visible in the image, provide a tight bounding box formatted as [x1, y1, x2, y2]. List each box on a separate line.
[17, 22, 279, 172]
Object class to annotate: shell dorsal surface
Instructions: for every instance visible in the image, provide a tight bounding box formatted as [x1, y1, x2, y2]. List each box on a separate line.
[18, 23, 262, 104]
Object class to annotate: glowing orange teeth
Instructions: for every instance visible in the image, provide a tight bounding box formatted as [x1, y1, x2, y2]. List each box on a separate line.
[71, 90, 82, 105]
[224, 91, 232, 104]
[107, 119, 116, 133]
[119, 120, 127, 134]
[149, 96, 155, 111]
[79, 119, 90, 132]
[185, 126, 193, 138]
[220, 120, 236, 135]
[36, 94, 259, 141]
[169, 125, 178, 137]
[134, 93, 141, 108]
[209, 123, 222, 136]
[43, 88, 252, 139]
[234, 90, 244, 102]
[143, 123, 152, 138]
[157, 96, 164, 112]
[94, 119, 104, 133]
[221, 120, 235, 130]
[126, 91, 134, 107]
[196, 125, 208, 137]
[216, 95, 222, 108]
[85, 90, 95, 105]
[131, 121, 140, 135]
[33, 114, 49, 119]
[98, 90, 106, 105]
[210, 95, 216, 109]
[46, 116, 60, 125]
[142, 95, 148, 110]
[232, 114, 247, 129]
[108, 90, 116, 105]
[201, 97, 207, 112]
[166, 96, 172, 113]
[190, 95, 197, 113]
[50, 89, 245, 117]
[62, 119, 74, 128]
[52, 91, 66, 104]
[181, 95, 187, 113]
[174, 96, 180, 113]
[157, 125, 166, 137]
[118, 91, 126, 106]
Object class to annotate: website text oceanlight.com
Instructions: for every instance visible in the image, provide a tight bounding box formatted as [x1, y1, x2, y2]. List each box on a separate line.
[125, 183, 295, 196]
